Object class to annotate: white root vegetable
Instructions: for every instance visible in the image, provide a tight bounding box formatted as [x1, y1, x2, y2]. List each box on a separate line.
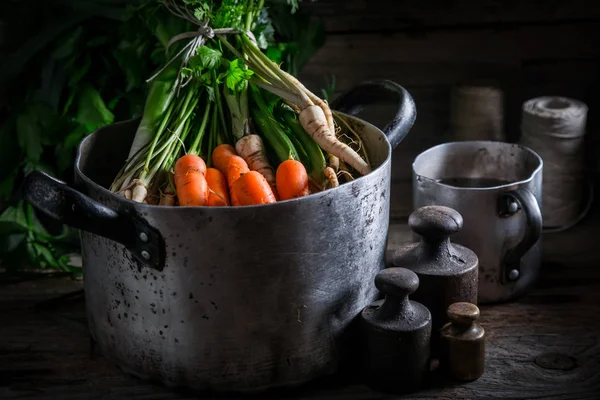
[159, 185, 176, 206]
[328, 154, 340, 171]
[324, 167, 339, 188]
[235, 134, 277, 190]
[299, 105, 372, 176]
[131, 179, 148, 203]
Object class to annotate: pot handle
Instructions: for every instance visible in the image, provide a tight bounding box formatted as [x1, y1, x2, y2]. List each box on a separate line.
[21, 170, 166, 271]
[498, 188, 542, 283]
[330, 79, 417, 150]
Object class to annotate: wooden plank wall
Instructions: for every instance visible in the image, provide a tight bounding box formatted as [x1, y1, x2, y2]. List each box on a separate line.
[299, 0, 600, 219]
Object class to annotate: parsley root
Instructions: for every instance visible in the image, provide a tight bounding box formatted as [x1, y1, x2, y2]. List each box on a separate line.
[235, 134, 276, 192]
[299, 105, 371, 176]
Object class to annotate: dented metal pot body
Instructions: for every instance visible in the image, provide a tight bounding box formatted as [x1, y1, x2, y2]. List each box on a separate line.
[22, 81, 417, 392]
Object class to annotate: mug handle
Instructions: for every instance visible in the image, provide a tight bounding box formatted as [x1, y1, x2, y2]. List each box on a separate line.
[330, 79, 417, 150]
[21, 170, 166, 271]
[498, 188, 542, 283]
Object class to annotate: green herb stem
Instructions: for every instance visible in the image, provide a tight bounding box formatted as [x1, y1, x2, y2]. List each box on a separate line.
[189, 99, 212, 156]
[250, 84, 298, 163]
[212, 70, 229, 144]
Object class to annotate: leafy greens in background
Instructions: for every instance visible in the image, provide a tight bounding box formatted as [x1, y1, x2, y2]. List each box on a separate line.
[0, 0, 327, 274]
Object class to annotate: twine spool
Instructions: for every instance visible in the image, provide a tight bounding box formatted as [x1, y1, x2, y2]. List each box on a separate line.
[450, 86, 505, 141]
[519, 96, 589, 230]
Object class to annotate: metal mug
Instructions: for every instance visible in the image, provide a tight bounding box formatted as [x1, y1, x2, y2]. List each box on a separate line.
[412, 141, 543, 304]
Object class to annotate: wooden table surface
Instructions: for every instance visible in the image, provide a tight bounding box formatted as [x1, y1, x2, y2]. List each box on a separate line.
[2, 208, 600, 400]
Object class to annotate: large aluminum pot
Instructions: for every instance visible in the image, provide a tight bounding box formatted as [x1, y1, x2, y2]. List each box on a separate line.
[22, 80, 416, 393]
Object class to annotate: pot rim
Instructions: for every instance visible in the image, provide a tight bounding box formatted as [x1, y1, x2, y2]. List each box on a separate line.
[75, 112, 393, 210]
[412, 140, 544, 192]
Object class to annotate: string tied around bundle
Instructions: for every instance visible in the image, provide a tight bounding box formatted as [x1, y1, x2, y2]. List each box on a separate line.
[146, 0, 257, 94]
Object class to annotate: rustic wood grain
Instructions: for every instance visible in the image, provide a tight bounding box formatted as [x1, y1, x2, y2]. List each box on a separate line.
[303, 0, 600, 32]
[1, 205, 600, 400]
[295, 2, 600, 219]
[299, 23, 599, 89]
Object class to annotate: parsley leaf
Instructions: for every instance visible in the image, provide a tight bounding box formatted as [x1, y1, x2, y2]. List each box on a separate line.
[195, 46, 222, 70]
[212, 0, 248, 29]
[224, 59, 254, 93]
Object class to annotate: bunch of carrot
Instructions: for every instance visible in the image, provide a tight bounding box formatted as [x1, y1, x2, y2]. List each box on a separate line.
[174, 143, 309, 207]
[109, 0, 371, 207]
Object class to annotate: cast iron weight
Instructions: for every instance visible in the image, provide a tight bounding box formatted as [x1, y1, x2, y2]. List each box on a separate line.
[440, 302, 485, 381]
[389, 205, 479, 353]
[360, 267, 432, 394]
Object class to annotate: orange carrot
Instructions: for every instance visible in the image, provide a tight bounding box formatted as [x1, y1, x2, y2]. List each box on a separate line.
[212, 144, 237, 174]
[232, 171, 277, 206]
[206, 167, 230, 206]
[176, 153, 206, 176]
[174, 154, 209, 206]
[276, 159, 310, 200]
[226, 155, 250, 206]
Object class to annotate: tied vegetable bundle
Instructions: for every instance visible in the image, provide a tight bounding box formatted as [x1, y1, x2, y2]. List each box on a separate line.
[111, 0, 370, 206]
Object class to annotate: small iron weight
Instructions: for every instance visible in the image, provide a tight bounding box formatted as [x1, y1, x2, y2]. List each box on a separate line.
[361, 267, 431, 394]
[440, 302, 486, 381]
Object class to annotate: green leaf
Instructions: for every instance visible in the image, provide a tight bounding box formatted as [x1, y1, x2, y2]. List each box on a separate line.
[26, 240, 38, 266]
[257, 31, 272, 50]
[181, 67, 194, 79]
[195, 46, 222, 70]
[0, 203, 29, 236]
[33, 242, 59, 268]
[266, 46, 283, 63]
[75, 85, 115, 129]
[16, 113, 43, 163]
[25, 203, 51, 238]
[253, 11, 276, 50]
[225, 59, 254, 93]
[68, 53, 92, 87]
[191, 2, 212, 21]
[108, 95, 121, 111]
[0, 167, 19, 201]
[205, 86, 216, 103]
[62, 91, 77, 115]
[52, 26, 84, 60]
[0, 233, 27, 254]
[212, 0, 246, 29]
[287, 0, 300, 13]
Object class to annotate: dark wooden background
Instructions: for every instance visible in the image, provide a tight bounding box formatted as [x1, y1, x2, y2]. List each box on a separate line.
[299, 0, 600, 218]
